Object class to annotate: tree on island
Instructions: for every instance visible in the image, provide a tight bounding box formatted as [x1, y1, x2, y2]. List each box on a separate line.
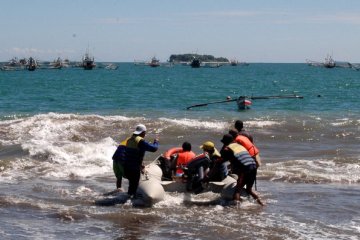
[169, 54, 228, 63]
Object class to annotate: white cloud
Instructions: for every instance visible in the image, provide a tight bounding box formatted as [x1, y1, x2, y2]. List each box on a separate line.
[308, 13, 360, 25]
[188, 9, 360, 25]
[96, 17, 129, 24]
[192, 10, 266, 17]
[3, 47, 75, 59]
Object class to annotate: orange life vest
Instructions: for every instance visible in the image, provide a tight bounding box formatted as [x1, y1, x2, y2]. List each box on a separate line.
[176, 151, 196, 175]
[164, 147, 183, 159]
[235, 135, 259, 157]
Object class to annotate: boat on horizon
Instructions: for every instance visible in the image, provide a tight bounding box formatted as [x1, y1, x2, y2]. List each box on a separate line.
[26, 57, 37, 71]
[104, 63, 118, 70]
[306, 54, 342, 69]
[148, 56, 160, 67]
[324, 54, 335, 68]
[230, 59, 238, 66]
[190, 57, 201, 68]
[47, 57, 63, 69]
[82, 51, 96, 70]
[0, 57, 26, 71]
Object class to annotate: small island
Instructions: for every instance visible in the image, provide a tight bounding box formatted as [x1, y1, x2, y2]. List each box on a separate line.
[169, 54, 229, 63]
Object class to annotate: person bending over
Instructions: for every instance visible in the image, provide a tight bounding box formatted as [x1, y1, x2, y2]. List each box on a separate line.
[219, 134, 264, 206]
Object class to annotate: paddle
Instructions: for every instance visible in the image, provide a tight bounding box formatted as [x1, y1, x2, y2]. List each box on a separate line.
[186, 98, 237, 109]
[250, 94, 304, 100]
[186, 94, 303, 110]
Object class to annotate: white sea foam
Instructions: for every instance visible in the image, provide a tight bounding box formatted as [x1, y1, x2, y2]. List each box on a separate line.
[153, 192, 185, 208]
[247, 119, 284, 128]
[0, 113, 126, 179]
[159, 117, 228, 131]
[159, 117, 284, 131]
[262, 159, 360, 183]
[25, 137, 116, 178]
[331, 118, 351, 126]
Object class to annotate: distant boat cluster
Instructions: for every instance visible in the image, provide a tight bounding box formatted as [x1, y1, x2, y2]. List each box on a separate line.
[134, 56, 249, 68]
[306, 54, 360, 70]
[0, 57, 118, 72]
[1, 57, 62, 71]
[0, 50, 118, 71]
[5, 52, 358, 72]
[1, 52, 251, 71]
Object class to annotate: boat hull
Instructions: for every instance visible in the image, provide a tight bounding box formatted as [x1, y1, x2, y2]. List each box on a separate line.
[237, 97, 252, 110]
[96, 157, 248, 207]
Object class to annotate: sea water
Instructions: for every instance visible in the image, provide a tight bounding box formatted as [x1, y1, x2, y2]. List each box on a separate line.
[0, 63, 359, 239]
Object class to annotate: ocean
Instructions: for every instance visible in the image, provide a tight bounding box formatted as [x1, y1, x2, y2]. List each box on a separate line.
[0, 63, 359, 239]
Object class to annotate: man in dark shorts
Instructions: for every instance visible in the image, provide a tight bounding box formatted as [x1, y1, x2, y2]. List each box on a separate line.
[219, 134, 264, 206]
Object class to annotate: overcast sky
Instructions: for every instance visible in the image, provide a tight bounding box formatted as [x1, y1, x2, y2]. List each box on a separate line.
[1, 0, 360, 63]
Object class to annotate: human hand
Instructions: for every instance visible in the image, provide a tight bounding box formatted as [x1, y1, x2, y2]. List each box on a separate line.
[141, 164, 145, 174]
[203, 175, 210, 183]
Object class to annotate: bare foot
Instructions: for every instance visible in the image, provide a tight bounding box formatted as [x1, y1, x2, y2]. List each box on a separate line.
[256, 198, 265, 206]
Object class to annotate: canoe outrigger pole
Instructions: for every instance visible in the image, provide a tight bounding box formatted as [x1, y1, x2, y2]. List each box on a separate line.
[186, 93, 304, 110]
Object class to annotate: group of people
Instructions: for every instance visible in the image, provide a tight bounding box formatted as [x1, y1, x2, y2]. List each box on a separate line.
[112, 120, 264, 206]
[159, 140, 228, 194]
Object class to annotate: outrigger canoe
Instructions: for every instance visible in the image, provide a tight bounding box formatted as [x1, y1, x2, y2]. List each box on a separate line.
[187, 93, 304, 110]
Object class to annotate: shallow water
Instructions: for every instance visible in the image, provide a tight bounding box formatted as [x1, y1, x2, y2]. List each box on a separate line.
[0, 63, 359, 239]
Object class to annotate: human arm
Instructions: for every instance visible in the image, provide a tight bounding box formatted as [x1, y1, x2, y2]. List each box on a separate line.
[138, 139, 159, 152]
[254, 154, 262, 168]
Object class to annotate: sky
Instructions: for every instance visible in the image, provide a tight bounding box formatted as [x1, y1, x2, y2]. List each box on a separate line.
[1, 0, 360, 63]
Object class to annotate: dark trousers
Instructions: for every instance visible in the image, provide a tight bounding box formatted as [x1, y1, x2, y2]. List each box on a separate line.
[234, 165, 256, 193]
[124, 165, 141, 196]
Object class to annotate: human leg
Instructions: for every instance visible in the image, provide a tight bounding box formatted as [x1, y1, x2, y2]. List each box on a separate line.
[244, 169, 264, 206]
[126, 168, 141, 196]
[113, 161, 124, 189]
[234, 172, 246, 201]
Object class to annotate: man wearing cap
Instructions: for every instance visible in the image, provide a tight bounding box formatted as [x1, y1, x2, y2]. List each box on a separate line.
[184, 141, 227, 194]
[219, 134, 264, 206]
[200, 141, 228, 182]
[112, 124, 159, 197]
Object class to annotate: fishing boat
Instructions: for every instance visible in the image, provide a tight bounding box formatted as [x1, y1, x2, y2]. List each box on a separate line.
[27, 57, 37, 71]
[190, 57, 201, 68]
[230, 59, 238, 66]
[104, 63, 118, 70]
[230, 59, 249, 67]
[148, 57, 160, 67]
[307, 55, 337, 68]
[324, 55, 335, 68]
[1, 57, 26, 71]
[46, 57, 63, 69]
[306, 59, 323, 67]
[82, 51, 95, 70]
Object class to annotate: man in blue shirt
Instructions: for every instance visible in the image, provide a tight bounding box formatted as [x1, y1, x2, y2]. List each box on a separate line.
[112, 124, 159, 197]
